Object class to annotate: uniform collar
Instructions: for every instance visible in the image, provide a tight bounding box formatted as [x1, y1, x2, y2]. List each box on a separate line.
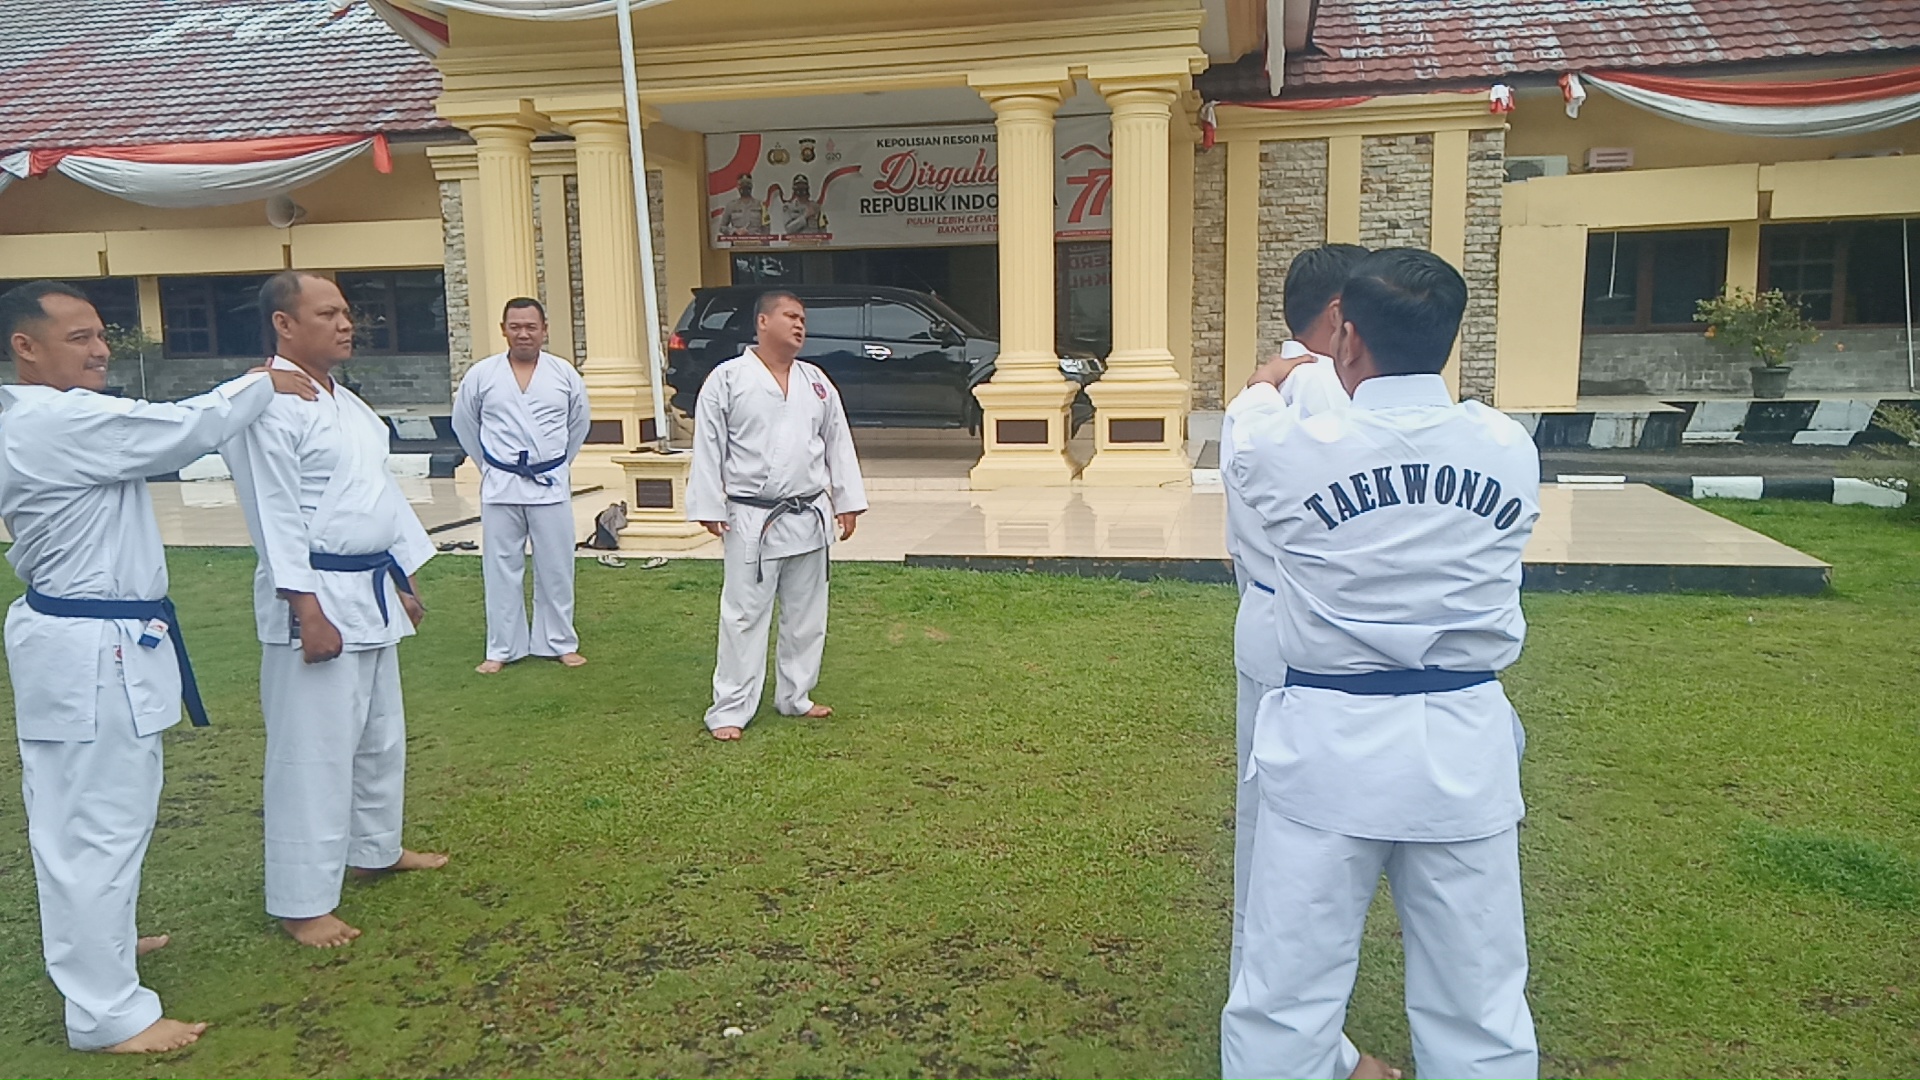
[1279, 339, 1328, 362]
[1350, 374, 1452, 410]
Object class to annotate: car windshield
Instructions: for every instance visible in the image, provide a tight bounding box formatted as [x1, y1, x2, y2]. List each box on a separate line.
[916, 294, 990, 339]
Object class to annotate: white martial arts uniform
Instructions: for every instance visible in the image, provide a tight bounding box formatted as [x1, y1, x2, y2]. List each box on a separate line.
[0, 374, 274, 1049]
[221, 357, 435, 920]
[687, 350, 867, 732]
[1220, 373, 1543, 1080]
[452, 351, 590, 663]
[1222, 341, 1349, 990]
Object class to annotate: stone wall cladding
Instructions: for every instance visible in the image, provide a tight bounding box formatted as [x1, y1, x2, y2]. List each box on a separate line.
[1359, 134, 1433, 251]
[1459, 128, 1503, 401]
[440, 180, 473, 385]
[531, 181, 548, 317]
[1190, 146, 1228, 409]
[1256, 139, 1329, 358]
[648, 168, 670, 348]
[1581, 328, 1917, 396]
[565, 175, 588, 367]
[17, 352, 454, 409]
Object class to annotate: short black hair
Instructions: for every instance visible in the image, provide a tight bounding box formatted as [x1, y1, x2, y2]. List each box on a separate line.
[1283, 244, 1370, 335]
[259, 271, 329, 346]
[1338, 248, 1468, 375]
[0, 280, 93, 359]
[755, 290, 803, 318]
[503, 297, 547, 322]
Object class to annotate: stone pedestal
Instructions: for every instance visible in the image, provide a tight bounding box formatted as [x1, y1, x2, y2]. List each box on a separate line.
[611, 449, 710, 549]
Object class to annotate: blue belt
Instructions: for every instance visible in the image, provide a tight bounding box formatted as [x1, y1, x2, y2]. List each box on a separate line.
[1250, 580, 1275, 595]
[1284, 667, 1496, 696]
[483, 446, 567, 486]
[24, 589, 208, 727]
[308, 551, 414, 624]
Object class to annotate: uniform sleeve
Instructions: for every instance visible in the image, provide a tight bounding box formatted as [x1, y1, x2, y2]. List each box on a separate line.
[1225, 392, 1307, 528]
[820, 377, 868, 514]
[566, 365, 592, 460]
[1282, 361, 1347, 419]
[221, 403, 321, 596]
[451, 365, 484, 467]
[685, 370, 730, 522]
[22, 373, 274, 487]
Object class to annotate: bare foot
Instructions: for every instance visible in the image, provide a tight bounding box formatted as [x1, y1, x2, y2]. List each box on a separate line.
[803, 704, 833, 718]
[1350, 1053, 1402, 1080]
[711, 726, 743, 741]
[475, 660, 505, 674]
[104, 1017, 207, 1054]
[281, 913, 360, 949]
[136, 934, 170, 957]
[351, 849, 449, 877]
[559, 652, 587, 667]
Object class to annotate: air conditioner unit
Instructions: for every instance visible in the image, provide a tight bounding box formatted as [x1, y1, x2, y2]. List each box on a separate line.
[1503, 154, 1569, 183]
[1585, 147, 1635, 172]
[1833, 148, 1904, 159]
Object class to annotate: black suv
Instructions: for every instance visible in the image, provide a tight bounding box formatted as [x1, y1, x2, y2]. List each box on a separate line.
[666, 285, 1100, 432]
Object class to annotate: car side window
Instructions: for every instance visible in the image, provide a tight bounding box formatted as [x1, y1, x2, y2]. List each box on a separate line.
[707, 303, 746, 332]
[803, 300, 864, 340]
[869, 302, 938, 343]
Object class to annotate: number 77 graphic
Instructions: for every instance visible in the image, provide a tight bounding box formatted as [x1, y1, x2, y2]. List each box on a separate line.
[1066, 167, 1113, 224]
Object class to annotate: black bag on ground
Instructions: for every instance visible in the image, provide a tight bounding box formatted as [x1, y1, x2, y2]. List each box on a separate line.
[578, 502, 629, 550]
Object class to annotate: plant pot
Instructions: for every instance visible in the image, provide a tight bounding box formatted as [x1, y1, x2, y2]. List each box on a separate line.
[1750, 364, 1791, 400]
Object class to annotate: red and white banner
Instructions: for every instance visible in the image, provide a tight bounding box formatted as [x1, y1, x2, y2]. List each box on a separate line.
[8, 134, 391, 209]
[706, 118, 1112, 250]
[1585, 66, 1920, 138]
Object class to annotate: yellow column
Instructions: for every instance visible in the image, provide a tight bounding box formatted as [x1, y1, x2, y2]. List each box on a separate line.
[468, 119, 540, 361]
[136, 276, 164, 345]
[968, 71, 1081, 490]
[1222, 137, 1261, 386]
[1726, 220, 1761, 294]
[1082, 68, 1194, 487]
[1326, 135, 1363, 245]
[549, 105, 655, 448]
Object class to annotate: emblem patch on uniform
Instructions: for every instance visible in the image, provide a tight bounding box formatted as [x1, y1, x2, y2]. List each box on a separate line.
[813, 381, 828, 400]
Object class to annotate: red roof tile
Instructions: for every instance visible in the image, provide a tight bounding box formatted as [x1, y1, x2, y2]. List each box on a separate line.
[0, 0, 445, 151]
[1200, 0, 1920, 100]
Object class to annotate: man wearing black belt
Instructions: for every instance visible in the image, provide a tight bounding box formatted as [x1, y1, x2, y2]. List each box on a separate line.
[0, 280, 316, 1053]
[1220, 250, 1543, 1079]
[222, 272, 445, 950]
[687, 290, 867, 741]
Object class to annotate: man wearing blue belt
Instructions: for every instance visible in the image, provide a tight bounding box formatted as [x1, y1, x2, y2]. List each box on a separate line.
[222, 272, 445, 950]
[0, 280, 317, 1052]
[451, 297, 590, 675]
[1220, 249, 1543, 1079]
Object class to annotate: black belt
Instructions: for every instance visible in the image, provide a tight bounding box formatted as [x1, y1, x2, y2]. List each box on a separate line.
[308, 551, 414, 624]
[727, 492, 827, 583]
[24, 589, 209, 727]
[483, 446, 567, 486]
[1284, 668, 1496, 696]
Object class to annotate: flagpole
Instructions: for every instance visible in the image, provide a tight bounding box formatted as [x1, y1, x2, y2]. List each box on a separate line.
[615, 0, 673, 450]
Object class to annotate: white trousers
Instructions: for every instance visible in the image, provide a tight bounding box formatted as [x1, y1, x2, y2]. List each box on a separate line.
[1233, 674, 1359, 1073]
[481, 501, 579, 662]
[261, 644, 407, 919]
[19, 659, 166, 1050]
[705, 537, 828, 731]
[1222, 811, 1538, 1080]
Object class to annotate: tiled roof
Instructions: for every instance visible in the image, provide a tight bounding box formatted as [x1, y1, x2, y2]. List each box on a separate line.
[1199, 0, 1920, 100]
[0, 0, 445, 150]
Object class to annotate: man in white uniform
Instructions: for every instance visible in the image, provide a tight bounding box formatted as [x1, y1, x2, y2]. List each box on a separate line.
[0, 280, 316, 1053]
[688, 290, 867, 742]
[452, 297, 590, 674]
[222, 272, 446, 950]
[1221, 244, 1367, 993]
[1221, 249, 1543, 1080]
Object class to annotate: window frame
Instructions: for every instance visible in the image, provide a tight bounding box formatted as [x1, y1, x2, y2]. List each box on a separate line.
[1760, 219, 1918, 331]
[1582, 228, 1729, 335]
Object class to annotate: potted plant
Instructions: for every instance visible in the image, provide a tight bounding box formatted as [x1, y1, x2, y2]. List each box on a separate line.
[1693, 287, 1820, 401]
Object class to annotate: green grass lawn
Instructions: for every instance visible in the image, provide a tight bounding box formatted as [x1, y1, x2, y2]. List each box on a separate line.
[0, 500, 1916, 1078]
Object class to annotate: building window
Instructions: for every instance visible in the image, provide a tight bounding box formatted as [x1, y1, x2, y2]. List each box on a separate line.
[160, 275, 270, 359]
[1583, 229, 1728, 332]
[337, 270, 449, 354]
[1762, 219, 1920, 327]
[0, 277, 142, 336]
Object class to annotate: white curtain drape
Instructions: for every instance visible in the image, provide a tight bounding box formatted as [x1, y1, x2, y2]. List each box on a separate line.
[1585, 74, 1920, 138]
[47, 139, 379, 209]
